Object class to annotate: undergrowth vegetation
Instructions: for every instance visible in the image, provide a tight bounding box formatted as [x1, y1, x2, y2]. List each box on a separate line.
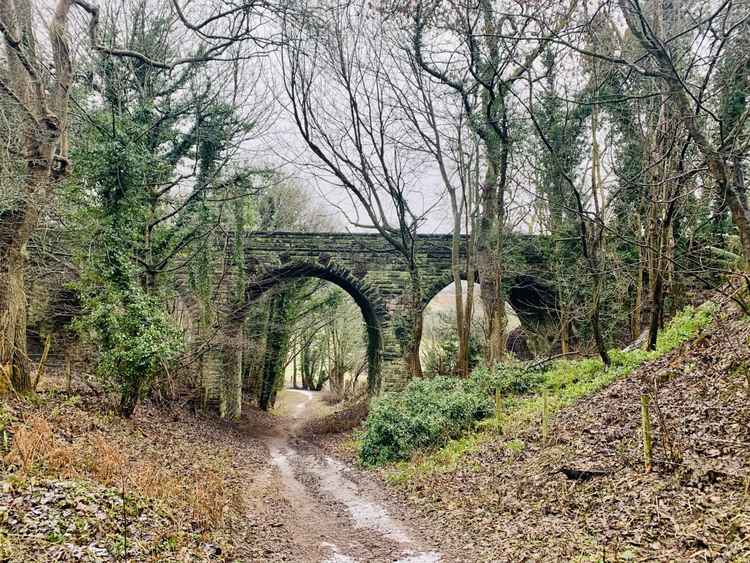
[0, 392, 250, 559]
[359, 377, 492, 466]
[359, 302, 718, 470]
[2, 411, 240, 529]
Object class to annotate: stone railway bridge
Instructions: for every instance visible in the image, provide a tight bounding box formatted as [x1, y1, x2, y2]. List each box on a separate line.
[196, 231, 553, 417]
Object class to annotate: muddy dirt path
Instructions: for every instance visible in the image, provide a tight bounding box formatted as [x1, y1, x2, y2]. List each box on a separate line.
[249, 389, 443, 563]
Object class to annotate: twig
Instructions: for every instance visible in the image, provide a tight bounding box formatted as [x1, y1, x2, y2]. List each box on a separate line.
[32, 335, 52, 391]
[641, 394, 653, 473]
[120, 474, 128, 560]
[526, 351, 581, 371]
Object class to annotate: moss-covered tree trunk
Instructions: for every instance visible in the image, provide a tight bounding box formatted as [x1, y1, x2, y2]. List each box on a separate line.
[0, 174, 46, 392]
[404, 268, 424, 378]
[259, 290, 293, 411]
[0, 208, 35, 391]
[0, 0, 78, 393]
[300, 344, 315, 391]
[477, 132, 509, 364]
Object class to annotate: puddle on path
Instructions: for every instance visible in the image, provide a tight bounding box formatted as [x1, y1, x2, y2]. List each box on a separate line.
[268, 389, 441, 562]
[321, 542, 356, 563]
[310, 455, 413, 543]
[270, 440, 441, 563]
[320, 537, 440, 563]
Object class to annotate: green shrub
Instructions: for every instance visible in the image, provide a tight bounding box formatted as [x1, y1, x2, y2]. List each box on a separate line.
[608, 348, 654, 370]
[540, 302, 717, 396]
[364, 302, 718, 471]
[541, 356, 604, 392]
[75, 283, 181, 417]
[359, 376, 491, 466]
[471, 363, 544, 397]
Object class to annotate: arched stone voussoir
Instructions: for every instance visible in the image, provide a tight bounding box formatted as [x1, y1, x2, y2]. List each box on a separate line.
[420, 272, 459, 310]
[236, 258, 389, 393]
[247, 259, 388, 320]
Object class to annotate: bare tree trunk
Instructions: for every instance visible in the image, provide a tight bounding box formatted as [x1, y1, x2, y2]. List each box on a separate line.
[0, 231, 32, 390]
[590, 263, 610, 366]
[632, 247, 644, 341]
[405, 269, 424, 377]
[483, 290, 508, 363]
[560, 304, 570, 355]
[589, 103, 610, 366]
[450, 209, 468, 377]
[478, 137, 509, 364]
[292, 342, 297, 389]
[646, 273, 664, 350]
[645, 196, 671, 351]
[447, 133, 477, 378]
[0, 171, 46, 391]
[462, 262, 476, 374]
[632, 206, 646, 342]
[645, 174, 663, 351]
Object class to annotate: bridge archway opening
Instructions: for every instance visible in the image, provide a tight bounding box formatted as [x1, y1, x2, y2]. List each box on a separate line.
[241, 262, 384, 394]
[419, 281, 523, 369]
[419, 273, 557, 365]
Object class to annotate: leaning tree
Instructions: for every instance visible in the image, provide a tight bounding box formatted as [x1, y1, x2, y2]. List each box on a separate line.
[1, 0, 88, 391]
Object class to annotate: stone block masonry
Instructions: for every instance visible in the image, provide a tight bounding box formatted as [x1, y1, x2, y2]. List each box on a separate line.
[195, 231, 553, 418]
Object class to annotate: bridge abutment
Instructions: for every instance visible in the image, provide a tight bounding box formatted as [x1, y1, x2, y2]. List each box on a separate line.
[200, 322, 243, 419]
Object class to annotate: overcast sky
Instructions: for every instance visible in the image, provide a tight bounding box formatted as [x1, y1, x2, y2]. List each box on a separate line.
[232, 19, 457, 235]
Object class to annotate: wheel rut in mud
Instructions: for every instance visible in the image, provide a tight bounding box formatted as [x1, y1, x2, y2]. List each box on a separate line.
[261, 389, 442, 563]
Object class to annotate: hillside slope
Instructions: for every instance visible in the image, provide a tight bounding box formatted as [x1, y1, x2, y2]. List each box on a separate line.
[339, 307, 750, 561]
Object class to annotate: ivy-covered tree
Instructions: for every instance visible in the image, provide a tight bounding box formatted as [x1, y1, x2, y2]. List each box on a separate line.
[63, 1, 259, 414]
[70, 119, 182, 416]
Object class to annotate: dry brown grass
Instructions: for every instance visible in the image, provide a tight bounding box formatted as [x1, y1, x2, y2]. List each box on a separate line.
[303, 397, 369, 436]
[4, 412, 241, 530]
[189, 470, 242, 528]
[84, 434, 127, 484]
[132, 460, 176, 498]
[5, 416, 59, 472]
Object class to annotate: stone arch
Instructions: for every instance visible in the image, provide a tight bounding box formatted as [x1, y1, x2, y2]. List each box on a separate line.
[239, 260, 386, 393]
[195, 231, 552, 417]
[419, 271, 557, 336]
[504, 274, 557, 332]
[421, 272, 464, 310]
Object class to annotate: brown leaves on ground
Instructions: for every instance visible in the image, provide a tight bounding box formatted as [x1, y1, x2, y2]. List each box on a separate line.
[0, 478, 183, 562]
[0, 387, 274, 561]
[3, 408, 242, 530]
[323, 310, 750, 562]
